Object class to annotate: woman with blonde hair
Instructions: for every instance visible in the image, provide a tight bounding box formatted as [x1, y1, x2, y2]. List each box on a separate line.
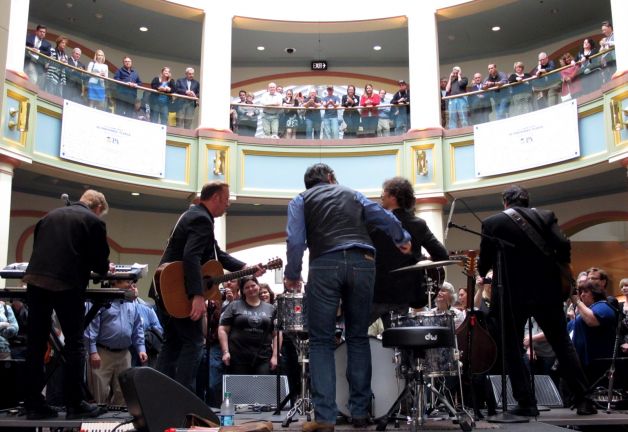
[86, 49, 108, 110]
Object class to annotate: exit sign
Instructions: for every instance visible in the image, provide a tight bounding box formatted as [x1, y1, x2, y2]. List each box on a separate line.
[311, 60, 328, 71]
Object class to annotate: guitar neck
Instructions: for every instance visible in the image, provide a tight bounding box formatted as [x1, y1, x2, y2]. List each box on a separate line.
[208, 266, 262, 285]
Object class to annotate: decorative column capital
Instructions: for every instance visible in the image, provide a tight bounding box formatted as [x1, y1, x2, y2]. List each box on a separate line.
[0, 155, 21, 171]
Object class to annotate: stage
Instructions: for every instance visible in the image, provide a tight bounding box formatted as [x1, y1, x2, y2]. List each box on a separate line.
[1, 407, 628, 431]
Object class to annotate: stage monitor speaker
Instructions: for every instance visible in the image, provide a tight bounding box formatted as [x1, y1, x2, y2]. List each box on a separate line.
[223, 374, 289, 407]
[490, 375, 563, 408]
[119, 367, 219, 432]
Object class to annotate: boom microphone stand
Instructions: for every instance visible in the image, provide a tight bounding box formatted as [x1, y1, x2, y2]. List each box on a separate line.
[447, 222, 528, 423]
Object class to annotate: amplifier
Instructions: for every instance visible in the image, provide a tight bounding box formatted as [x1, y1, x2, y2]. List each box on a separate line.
[222, 375, 289, 407]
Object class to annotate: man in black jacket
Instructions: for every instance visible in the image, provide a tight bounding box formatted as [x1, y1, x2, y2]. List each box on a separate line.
[23, 190, 110, 420]
[25, 24, 52, 84]
[151, 181, 261, 392]
[478, 185, 596, 416]
[369, 177, 449, 327]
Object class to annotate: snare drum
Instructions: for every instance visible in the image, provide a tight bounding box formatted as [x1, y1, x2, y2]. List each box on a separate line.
[276, 293, 307, 333]
[335, 337, 404, 420]
[399, 311, 459, 377]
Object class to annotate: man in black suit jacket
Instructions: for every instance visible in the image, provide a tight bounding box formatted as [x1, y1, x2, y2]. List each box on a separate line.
[369, 176, 449, 326]
[65, 47, 86, 103]
[174, 67, 200, 129]
[151, 181, 261, 393]
[478, 185, 596, 416]
[23, 190, 111, 420]
[25, 25, 52, 85]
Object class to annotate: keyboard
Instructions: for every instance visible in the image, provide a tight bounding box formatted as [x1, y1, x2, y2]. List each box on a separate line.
[80, 421, 135, 431]
[0, 262, 148, 281]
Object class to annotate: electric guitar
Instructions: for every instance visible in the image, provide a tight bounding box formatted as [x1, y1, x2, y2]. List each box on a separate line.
[155, 257, 283, 318]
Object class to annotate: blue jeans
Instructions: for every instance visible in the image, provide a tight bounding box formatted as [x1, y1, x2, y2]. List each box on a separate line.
[305, 118, 321, 139]
[447, 97, 469, 128]
[322, 117, 339, 139]
[492, 95, 509, 120]
[306, 248, 375, 423]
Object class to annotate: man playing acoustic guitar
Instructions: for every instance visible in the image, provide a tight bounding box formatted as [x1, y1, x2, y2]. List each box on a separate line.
[150, 181, 264, 392]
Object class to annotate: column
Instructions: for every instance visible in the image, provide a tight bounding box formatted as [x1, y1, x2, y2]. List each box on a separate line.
[406, 8, 442, 130]
[415, 197, 446, 244]
[0, 156, 20, 288]
[610, 0, 627, 73]
[3, 0, 29, 76]
[214, 216, 226, 250]
[198, 9, 232, 131]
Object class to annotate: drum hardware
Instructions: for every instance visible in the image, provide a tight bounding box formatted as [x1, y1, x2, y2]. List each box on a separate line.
[376, 322, 474, 432]
[281, 338, 313, 427]
[391, 260, 460, 274]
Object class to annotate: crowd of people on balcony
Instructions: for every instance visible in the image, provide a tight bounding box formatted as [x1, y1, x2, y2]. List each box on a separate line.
[231, 80, 411, 139]
[441, 20, 616, 129]
[24, 25, 200, 128]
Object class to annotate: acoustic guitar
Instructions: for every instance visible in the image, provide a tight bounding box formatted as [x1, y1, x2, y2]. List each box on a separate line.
[155, 257, 283, 318]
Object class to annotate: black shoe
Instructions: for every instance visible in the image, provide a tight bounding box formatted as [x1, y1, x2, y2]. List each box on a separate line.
[352, 417, 370, 428]
[66, 401, 107, 420]
[575, 399, 598, 416]
[509, 404, 539, 417]
[26, 404, 59, 420]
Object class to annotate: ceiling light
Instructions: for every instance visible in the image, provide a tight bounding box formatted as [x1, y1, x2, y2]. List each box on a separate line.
[448, 35, 456, 41]
[131, 192, 140, 196]
[373, 45, 382, 51]
[139, 26, 148, 32]
[491, 26, 501, 32]
[257, 46, 265, 51]
[66, 2, 73, 8]
[95, 13, 103, 19]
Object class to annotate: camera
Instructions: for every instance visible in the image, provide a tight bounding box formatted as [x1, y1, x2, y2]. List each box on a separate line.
[285, 48, 296, 54]
[482, 277, 493, 284]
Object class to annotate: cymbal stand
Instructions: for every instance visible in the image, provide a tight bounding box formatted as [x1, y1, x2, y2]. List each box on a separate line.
[282, 338, 313, 427]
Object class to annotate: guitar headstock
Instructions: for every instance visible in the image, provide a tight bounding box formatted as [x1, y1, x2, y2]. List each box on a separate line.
[264, 257, 283, 271]
[464, 250, 478, 278]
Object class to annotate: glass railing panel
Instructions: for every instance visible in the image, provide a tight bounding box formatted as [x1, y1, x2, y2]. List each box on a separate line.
[443, 48, 616, 129]
[230, 102, 411, 140]
[24, 47, 198, 130]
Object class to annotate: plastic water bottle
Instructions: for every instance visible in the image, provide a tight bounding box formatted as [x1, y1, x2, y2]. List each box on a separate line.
[220, 391, 235, 426]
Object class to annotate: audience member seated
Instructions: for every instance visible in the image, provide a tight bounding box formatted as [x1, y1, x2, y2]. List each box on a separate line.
[302, 88, 322, 139]
[218, 276, 278, 375]
[113, 56, 142, 118]
[282, 89, 299, 140]
[377, 89, 391, 137]
[322, 86, 341, 139]
[391, 79, 410, 134]
[25, 24, 52, 85]
[86, 49, 109, 111]
[360, 83, 380, 137]
[44, 36, 69, 97]
[175, 67, 200, 129]
[482, 64, 509, 120]
[260, 82, 283, 138]
[559, 52, 581, 100]
[468, 73, 490, 125]
[150, 67, 175, 125]
[0, 301, 18, 360]
[568, 280, 617, 382]
[446, 66, 469, 128]
[508, 61, 533, 116]
[85, 279, 147, 406]
[341, 85, 360, 138]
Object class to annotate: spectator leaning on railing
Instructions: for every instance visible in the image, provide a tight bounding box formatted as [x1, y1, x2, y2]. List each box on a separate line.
[113, 56, 142, 118]
[25, 24, 52, 85]
[174, 68, 200, 129]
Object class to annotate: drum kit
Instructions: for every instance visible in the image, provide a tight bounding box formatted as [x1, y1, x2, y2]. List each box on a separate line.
[275, 259, 473, 432]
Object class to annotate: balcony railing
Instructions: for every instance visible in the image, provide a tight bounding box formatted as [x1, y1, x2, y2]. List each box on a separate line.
[442, 48, 616, 129]
[23, 47, 199, 130]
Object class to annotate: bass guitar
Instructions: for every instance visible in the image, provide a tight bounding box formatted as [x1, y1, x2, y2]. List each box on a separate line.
[455, 250, 497, 374]
[155, 257, 283, 318]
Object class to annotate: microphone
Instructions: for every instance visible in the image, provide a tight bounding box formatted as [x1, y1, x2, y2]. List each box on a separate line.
[444, 199, 456, 241]
[61, 193, 71, 206]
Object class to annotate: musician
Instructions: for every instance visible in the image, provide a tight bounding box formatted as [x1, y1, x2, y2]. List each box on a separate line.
[478, 185, 596, 416]
[369, 176, 449, 327]
[284, 163, 411, 431]
[151, 181, 263, 393]
[23, 190, 110, 420]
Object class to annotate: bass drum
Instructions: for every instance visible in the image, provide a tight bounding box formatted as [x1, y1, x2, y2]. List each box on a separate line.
[335, 337, 404, 420]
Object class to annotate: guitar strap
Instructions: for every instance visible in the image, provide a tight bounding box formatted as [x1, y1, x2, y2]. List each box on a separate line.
[502, 208, 554, 258]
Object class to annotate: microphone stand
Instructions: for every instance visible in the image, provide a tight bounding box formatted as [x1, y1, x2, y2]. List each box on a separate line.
[448, 222, 528, 423]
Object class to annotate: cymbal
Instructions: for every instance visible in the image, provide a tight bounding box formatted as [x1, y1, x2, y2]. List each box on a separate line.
[391, 259, 461, 273]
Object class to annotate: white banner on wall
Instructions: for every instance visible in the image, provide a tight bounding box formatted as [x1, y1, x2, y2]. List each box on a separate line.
[60, 100, 166, 178]
[474, 100, 580, 177]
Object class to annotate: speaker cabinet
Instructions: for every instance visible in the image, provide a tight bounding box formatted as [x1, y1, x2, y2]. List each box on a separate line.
[119, 367, 219, 432]
[490, 375, 563, 408]
[222, 374, 289, 407]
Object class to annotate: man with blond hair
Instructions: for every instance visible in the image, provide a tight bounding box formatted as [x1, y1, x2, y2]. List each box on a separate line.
[24, 190, 111, 420]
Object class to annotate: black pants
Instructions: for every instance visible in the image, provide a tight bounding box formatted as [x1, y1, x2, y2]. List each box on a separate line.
[25, 285, 86, 410]
[493, 289, 589, 406]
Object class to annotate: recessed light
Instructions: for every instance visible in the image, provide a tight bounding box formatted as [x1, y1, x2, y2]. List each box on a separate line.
[95, 13, 103, 19]
[373, 45, 382, 51]
[131, 192, 140, 196]
[257, 46, 265, 51]
[448, 35, 456, 41]
[66, 2, 73, 8]
[491, 26, 501, 32]
[139, 26, 148, 32]
[253, 203, 261, 206]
